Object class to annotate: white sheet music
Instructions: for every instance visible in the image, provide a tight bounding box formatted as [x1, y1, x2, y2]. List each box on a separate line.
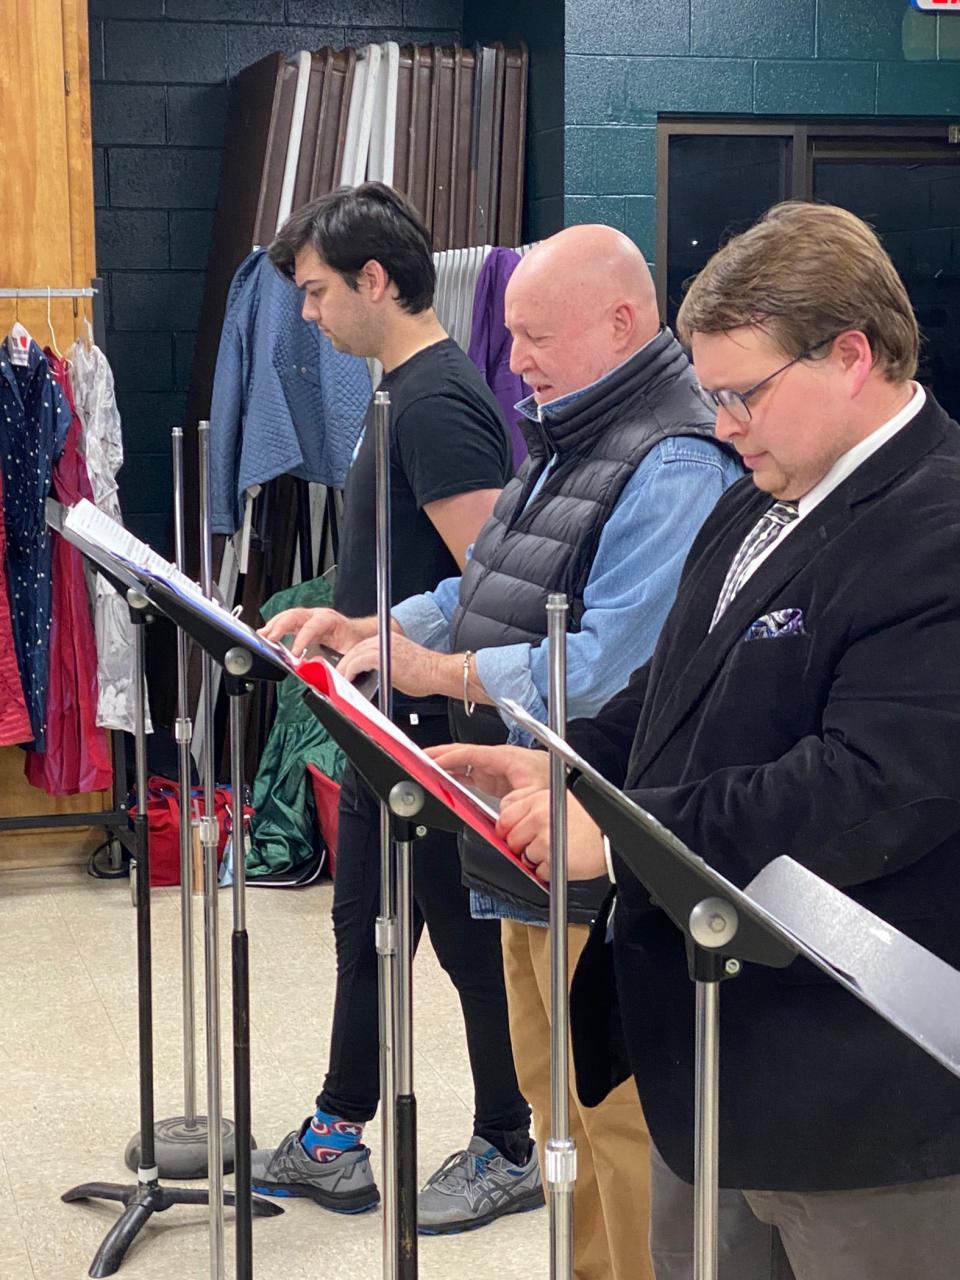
[60, 498, 298, 674]
[57, 498, 538, 883]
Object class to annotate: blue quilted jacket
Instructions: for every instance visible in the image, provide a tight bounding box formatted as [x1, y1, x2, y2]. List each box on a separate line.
[209, 249, 371, 534]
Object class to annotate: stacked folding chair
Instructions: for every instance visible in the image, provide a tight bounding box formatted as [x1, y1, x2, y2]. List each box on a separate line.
[183, 40, 529, 775]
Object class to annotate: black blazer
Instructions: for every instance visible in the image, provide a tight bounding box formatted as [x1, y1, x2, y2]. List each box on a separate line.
[568, 393, 960, 1192]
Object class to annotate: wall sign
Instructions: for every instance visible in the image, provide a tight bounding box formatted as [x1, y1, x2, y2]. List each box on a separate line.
[911, 0, 960, 10]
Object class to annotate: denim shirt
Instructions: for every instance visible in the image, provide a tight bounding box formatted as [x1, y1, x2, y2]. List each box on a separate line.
[209, 249, 371, 534]
[392, 391, 743, 923]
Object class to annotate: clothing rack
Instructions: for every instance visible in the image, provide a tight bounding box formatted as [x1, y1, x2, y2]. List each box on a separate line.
[0, 287, 98, 296]
[0, 279, 134, 865]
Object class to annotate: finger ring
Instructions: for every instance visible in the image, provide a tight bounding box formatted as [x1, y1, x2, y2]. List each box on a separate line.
[464, 764, 473, 779]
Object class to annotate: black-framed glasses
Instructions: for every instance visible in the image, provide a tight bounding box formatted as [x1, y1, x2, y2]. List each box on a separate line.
[694, 336, 836, 424]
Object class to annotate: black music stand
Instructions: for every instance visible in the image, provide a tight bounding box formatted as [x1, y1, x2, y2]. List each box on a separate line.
[301, 685, 465, 1279]
[121, 571, 290, 1280]
[52, 521, 283, 1278]
[301, 679, 549, 1276]
[506, 702, 960, 1280]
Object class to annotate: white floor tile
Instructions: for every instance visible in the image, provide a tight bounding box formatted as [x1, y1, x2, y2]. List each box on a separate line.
[0, 865, 549, 1278]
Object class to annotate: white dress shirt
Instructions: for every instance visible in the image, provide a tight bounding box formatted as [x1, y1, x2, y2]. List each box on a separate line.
[733, 382, 926, 594]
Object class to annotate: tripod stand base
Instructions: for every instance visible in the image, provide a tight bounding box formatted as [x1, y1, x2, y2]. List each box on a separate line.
[61, 1178, 283, 1278]
[124, 1115, 247, 1180]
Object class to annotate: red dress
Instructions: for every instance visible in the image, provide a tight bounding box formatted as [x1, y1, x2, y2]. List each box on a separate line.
[0, 467, 32, 745]
[25, 354, 112, 794]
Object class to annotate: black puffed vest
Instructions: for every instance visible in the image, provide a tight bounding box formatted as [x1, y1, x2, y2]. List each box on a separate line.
[449, 328, 727, 922]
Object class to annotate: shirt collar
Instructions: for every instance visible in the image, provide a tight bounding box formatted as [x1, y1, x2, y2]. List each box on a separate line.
[797, 382, 927, 519]
[515, 332, 660, 425]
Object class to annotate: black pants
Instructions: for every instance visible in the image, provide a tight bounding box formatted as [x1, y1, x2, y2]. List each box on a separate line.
[318, 713, 531, 1148]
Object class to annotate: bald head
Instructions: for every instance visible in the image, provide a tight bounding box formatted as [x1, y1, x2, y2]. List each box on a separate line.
[506, 224, 660, 405]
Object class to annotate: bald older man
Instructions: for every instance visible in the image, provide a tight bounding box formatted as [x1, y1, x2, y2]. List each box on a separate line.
[285, 224, 742, 1271]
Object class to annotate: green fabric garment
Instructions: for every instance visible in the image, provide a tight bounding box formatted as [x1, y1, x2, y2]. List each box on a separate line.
[246, 575, 345, 876]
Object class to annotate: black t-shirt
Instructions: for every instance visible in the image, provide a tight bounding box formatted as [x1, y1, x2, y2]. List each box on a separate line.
[335, 338, 511, 622]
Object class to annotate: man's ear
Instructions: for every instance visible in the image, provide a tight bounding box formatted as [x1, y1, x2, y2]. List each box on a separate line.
[831, 329, 874, 396]
[611, 301, 636, 346]
[358, 259, 390, 302]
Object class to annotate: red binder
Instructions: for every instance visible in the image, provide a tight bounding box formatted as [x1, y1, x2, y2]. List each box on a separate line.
[298, 655, 546, 892]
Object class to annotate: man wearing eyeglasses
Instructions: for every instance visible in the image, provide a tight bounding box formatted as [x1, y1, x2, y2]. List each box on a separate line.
[434, 201, 960, 1279]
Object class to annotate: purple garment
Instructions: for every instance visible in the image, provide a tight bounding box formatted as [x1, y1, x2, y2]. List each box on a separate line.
[467, 248, 528, 470]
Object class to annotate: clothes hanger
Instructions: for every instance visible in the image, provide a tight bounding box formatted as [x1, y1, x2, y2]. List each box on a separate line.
[7, 293, 34, 368]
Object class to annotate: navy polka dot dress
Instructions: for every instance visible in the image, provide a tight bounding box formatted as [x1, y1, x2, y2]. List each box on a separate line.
[0, 337, 71, 750]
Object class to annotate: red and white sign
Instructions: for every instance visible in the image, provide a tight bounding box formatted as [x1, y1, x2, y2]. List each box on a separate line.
[912, 0, 960, 10]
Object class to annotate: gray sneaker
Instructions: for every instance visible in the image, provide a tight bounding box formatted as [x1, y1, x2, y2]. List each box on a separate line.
[417, 1136, 544, 1235]
[250, 1121, 380, 1213]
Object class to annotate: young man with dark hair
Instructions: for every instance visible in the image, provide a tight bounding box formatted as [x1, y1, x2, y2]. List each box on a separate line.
[253, 183, 542, 1231]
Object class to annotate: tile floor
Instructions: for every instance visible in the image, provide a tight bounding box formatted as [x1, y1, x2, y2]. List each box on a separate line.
[0, 864, 548, 1279]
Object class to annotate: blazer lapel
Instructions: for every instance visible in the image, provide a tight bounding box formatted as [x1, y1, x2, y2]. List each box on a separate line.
[627, 395, 953, 786]
[627, 511, 833, 783]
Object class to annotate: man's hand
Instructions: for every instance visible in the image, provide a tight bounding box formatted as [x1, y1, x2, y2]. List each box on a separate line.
[257, 608, 374, 657]
[426, 743, 550, 799]
[338, 633, 442, 697]
[497, 786, 606, 883]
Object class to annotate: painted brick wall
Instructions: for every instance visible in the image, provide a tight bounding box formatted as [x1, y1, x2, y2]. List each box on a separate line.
[565, 0, 960, 266]
[90, 0, 462, 549]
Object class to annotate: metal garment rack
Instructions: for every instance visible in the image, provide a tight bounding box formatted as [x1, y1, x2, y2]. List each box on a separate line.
[0, 286, 97, 296]
[0, 278, 133, 859]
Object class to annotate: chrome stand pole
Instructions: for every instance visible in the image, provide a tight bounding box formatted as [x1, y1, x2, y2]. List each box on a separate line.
[123, 437, 214, 1176]
[373, 389, 400, 1280]
[172, 427, 199, 1134]
[126, 428, 216, 1179]
[546, 593, 575, 1280]
[198, 420, 225, 1280]
[693, 978, 720, 1280]
[688, 896, 741, 1280]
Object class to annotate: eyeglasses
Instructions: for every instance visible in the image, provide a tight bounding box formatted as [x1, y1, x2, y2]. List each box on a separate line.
[694, 336, 835, 424]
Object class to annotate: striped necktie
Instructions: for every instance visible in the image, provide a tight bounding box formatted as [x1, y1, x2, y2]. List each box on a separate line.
[711, 500, 800, 630]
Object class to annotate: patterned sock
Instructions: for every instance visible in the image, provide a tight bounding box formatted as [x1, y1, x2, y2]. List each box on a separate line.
[300, 1108, 364, 1164]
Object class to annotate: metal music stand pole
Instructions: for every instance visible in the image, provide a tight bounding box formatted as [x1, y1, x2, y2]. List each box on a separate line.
[124, 426, 217, 1177]
[223, 646, 260, 1279]
[546, 594, 575, 1280]
[198, 420, 226, 1280]
[373, 388, 419, 1279]
[122, 432, 215, 1179]
[172, 427, 200, 1138]
[61, 587, 224, 1277]
[374, 387, 399, 1280]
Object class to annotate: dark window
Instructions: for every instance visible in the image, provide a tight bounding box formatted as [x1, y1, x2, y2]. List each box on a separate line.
[664, 134, 791, 330]
[813, 157, 960, 419]
[658, 121, 960, 419]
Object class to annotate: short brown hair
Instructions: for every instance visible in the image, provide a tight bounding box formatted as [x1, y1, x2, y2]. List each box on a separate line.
[676, 201, 919, 383]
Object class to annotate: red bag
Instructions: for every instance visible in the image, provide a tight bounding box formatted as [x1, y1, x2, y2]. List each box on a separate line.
[307, 764, 341, 877]
[128, 777, 252, 887]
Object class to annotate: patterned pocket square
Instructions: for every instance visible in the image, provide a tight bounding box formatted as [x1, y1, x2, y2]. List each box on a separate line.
[744, 608, 806, 641]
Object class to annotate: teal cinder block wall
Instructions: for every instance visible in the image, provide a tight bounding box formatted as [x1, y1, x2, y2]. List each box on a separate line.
[564, 0, 960, 264]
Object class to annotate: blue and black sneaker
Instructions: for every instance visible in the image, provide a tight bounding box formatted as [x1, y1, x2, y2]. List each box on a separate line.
[417, 1136, 544, 1234]
[250, 1120, 380, 1213]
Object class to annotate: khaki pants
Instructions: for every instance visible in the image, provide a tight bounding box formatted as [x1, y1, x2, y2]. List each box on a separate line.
[502, 919, 654, 1280]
